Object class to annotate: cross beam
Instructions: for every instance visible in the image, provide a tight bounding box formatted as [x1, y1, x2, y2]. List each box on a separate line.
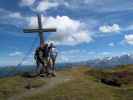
[23, 29, 56, 33]
[23, 14, 56, 46]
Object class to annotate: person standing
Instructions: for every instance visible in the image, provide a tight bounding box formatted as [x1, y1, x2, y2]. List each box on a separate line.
[42, 43, 50, 76]
[48, 43, 58, 76]
[34, 43, 51, 75]
[34, 44, 45, 75]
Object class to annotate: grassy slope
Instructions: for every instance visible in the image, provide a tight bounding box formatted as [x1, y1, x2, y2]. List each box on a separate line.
[21, 66, 133, 100]
[0, 66, 133, 100]
[0, 76, 46, 100]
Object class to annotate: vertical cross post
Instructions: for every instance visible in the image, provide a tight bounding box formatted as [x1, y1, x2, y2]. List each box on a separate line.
[37, 14, 44, 45]
[23, 14, 56, 46]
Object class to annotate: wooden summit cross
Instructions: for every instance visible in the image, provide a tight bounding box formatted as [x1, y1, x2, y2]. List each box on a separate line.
[23, 14, 56, 46]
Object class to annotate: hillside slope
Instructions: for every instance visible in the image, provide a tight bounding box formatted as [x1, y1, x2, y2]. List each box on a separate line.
[0, 66, 133, 100]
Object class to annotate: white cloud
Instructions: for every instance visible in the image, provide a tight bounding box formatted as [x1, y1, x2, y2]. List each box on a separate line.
[95, 52, 111, 58]
[124, 34, 133, 45]
[35, 1, 59, 12]
[57, 54, 69, 63]
[58, 49, 95, 62]
[9, 51, 23, 56]
[0, 8, 23, 19]
[101, 52, 111, 55]
[27, 15, 92, 45]
[19, 0, 133, 13]
[61, 49, 88, 55]
[8, 12, 23, 19]
[99, 24, 121, 33]
[20, 0, 59, 12]
[22, 59, 34, 65]
[20, 0, 36, 6]
[60, 0, 133, 13]
[109, 42, 115, 47]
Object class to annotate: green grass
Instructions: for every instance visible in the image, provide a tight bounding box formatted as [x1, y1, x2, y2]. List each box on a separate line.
[0, 66, 133, 100]
[21, 66, 133, 100]
[0, 76, 46, 100]
[22, 77, 115, 100]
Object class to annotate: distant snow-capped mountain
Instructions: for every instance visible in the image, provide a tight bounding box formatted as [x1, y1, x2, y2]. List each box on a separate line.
[87, 54, 133, 68]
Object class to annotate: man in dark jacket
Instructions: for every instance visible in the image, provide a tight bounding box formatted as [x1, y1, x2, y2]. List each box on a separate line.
[34, 44, 49, 75]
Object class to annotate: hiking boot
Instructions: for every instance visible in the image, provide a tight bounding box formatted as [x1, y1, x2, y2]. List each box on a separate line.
[39, 74, 45, 77]
[46, 72, 51, 77]
[51, 72, 56, 77]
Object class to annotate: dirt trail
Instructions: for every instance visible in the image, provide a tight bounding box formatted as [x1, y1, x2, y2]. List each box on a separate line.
[8, 74, 73, 100]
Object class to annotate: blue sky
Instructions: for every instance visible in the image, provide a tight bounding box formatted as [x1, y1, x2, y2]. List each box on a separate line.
[1, 0, 133, 66]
